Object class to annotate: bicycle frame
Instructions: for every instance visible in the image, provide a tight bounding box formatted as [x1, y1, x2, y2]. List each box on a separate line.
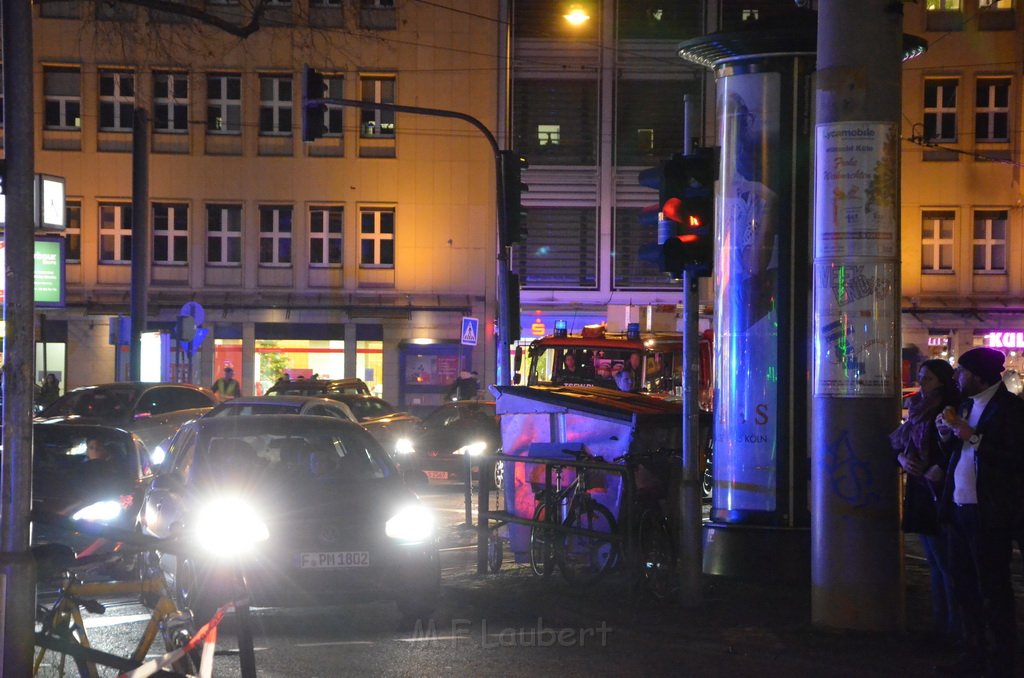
[34, 571, 191, 677]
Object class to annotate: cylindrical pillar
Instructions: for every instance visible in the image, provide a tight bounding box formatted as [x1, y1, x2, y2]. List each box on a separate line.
[810, 0, 905, 631]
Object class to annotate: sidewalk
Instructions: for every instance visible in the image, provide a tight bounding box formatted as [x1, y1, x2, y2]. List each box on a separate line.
[438, 526, 1022, 676]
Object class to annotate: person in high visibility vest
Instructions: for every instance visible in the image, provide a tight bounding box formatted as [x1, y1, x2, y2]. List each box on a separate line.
[212, 366, 240, 400]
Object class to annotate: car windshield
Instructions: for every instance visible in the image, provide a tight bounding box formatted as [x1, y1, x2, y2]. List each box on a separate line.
[32, 427, 136, 480]
[186, 430, 392, 486]
[346, 398, 395, 421]
[41, 387, 137, 419]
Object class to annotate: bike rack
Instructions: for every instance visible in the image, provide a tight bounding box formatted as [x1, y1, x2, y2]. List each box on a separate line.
[476, 450, 639, 581]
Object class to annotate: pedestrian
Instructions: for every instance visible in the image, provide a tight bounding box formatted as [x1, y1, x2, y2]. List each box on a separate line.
[38, 373, 61, 407]
[934, 347, 1024, 678]
[446, 370, 479, 401]
[211, 366, 241, 401]
[889, 359, 960, 643]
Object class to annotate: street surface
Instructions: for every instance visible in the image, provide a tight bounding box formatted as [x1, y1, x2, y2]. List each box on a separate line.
[36, 483, 1024, 677]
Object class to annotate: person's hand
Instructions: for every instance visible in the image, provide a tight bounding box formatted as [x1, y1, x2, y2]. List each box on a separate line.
[935, 407, 956, 440]
[898, 452, 924, 477]
[923, 465, 944, 484]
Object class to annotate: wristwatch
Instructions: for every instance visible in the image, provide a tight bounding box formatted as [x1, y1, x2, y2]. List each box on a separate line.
[967, 433, 981, 447]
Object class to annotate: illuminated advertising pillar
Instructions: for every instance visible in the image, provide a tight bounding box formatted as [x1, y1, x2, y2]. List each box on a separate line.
[679, 15, 817, 579]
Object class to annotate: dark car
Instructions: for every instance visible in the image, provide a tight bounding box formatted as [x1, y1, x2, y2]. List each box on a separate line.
[138, 415, 440, 622]
[37, 382, 218, 451]
[266, 377, 372, 398]
[396, 400, 503, 489]
[30, 421, 155, 556]
[204, 395, 359, 423]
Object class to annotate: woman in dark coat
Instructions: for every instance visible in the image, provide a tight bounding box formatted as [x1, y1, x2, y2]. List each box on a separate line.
[890, 358, 961, 642]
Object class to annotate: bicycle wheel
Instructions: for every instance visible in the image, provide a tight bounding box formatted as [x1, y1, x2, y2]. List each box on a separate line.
[33, 603, 91, 678]
[638, 508, 676, 600]
[559, 500, 617, 587]
[161, 609, 202, 676]
[528, 502, 556, 577]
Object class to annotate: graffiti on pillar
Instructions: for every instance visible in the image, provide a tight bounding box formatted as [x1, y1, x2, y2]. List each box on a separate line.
[824, 429, 880, 508]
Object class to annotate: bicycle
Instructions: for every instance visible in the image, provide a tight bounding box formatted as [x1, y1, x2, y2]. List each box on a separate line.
[528, 449, 618, 586]
[32, 542, 206, 678]
[619, 447, 679, 600]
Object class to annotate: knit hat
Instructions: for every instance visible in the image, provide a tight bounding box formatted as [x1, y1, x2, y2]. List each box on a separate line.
[956, 347, 1005, 384]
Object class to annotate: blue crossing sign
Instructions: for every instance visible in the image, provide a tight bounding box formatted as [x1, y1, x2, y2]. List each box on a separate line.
[461, 317, 479, 346]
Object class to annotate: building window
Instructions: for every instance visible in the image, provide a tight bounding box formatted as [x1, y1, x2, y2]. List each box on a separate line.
[312, 0, 341, 6]
[514, 79, 598, 165]
[153, 202, 189, 264]
[259, 206, 292, 265]
[99, 70, 134, 132]
[973, 210, 1006, 272]
[513, 207, 597, 289]
[979, 0, 1010, 8]
[310, 206, 343, 266]
[921, 210, 954, 273]
[207, 204, 242, 265]
[924, 78, 958, 143]
[323, 76, 345, 136]
[975, 77, 1009, 143]
[259, 75, 293, 136]
[44, 67, 81, 130]
[154, 72, 189, 133]
[927, 0, 961, 7]
[207, 73, 241, 134]
[99, 203, 133, 263]
[363, 0, 394, 6]
[742, 9, 759, 20]
[616, 79, 693, 165]
[360, 208, 394, 267]
[64, 200, 81, 262]
[360, 76, 395, 137]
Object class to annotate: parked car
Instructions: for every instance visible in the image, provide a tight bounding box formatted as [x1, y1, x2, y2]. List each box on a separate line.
[37, 382, 217, 451]
[30, 421, 156, 558]
[396, 400, 503, 489]
[266, 377, 372, 398]
[138, 415, 440, 621]
[205, 395, 359, 423]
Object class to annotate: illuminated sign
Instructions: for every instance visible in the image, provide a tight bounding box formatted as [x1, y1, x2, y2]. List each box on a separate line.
[927, 336, 948, 347]
[0, 237, 66, 307]
[985, 331, 1024, 349]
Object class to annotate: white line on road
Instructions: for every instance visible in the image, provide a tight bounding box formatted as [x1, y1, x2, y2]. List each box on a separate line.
[396, 635, 468, 643]
[82, 613, 153, 628]
[294, 640, 376, 647]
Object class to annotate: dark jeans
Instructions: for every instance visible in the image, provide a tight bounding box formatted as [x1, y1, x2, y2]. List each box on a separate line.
[920, 531, 960, 639]
[948, 504, 1016, 677]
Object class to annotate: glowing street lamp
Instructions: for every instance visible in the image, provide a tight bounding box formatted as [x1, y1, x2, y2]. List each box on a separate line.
[563, 3, 590, 26]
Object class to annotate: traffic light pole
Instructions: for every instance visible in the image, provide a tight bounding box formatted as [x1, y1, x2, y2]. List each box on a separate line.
[304, 95, 514, 386]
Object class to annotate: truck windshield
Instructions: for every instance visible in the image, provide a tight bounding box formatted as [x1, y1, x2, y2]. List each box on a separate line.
[527, 343, 680, 396]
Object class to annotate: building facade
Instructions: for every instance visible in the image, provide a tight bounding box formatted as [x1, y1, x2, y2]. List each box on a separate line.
[900, 0, 1024, 381]
[12, 0, 501, 415]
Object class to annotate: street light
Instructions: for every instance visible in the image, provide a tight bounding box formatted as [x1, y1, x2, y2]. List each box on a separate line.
[563, 4, 590, 26]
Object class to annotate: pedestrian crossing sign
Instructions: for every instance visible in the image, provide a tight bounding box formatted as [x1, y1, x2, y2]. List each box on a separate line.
[461, 317, 479, 346]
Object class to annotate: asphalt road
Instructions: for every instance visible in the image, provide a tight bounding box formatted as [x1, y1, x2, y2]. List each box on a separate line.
[34, 483, 1005, 677]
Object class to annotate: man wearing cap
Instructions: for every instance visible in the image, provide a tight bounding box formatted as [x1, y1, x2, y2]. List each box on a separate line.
[935, 347, 1024, 677]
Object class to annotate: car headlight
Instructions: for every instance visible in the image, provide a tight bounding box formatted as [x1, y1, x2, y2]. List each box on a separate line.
[453, 441, 487, 457]
[194, 496, 269, 557]
[150, 445, 167, 466]
[385, 505, 435, 543]
[394, 437, 415, 456]
[72, 500, 123, 523]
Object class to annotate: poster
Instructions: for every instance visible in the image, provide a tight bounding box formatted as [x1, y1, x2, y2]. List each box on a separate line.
[813, 261, 897, 396]
[814, 122, 899, 258]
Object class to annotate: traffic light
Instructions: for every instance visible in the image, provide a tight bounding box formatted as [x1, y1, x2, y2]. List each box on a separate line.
[638, 148, 718, 277]
[499, 150, 528, 246]
[301, 65, 328, 143]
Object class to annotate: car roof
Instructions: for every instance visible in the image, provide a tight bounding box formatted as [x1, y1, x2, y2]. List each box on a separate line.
[191, 413, 365, 436]
[215, 395, 346, 407]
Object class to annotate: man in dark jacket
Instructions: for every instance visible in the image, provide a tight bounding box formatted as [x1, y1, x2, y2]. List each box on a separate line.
[935, 347, 1024, 677]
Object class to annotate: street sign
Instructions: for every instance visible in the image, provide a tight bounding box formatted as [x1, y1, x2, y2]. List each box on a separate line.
[461, 317, 479, 346]
[180, 301, 205, 327]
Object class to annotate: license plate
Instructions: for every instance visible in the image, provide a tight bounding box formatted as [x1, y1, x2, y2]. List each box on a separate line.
[299, 551, 370, 569]
[424, 470, 449, 480]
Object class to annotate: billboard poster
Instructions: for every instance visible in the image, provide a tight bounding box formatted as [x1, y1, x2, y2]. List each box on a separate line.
[713, 71, 782, 513]
[813, 122, 899, 258]
[0, 237, 66, 307]
[813, 261, 897, 396]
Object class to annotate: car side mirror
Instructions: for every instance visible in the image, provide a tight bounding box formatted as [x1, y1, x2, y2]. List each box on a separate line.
[150, 473, 184, 492]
